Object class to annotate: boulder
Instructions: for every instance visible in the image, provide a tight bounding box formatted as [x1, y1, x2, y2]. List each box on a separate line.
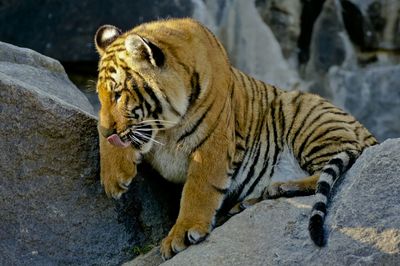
[125, 138, 400, 266]
[341, 0, 400, 51]
[328, 65, 400, 141]
[304, 0, 357, 87]
[255, 0, 302, 61]
[193, 0, 300, 88]
[0, 42, 179, 265]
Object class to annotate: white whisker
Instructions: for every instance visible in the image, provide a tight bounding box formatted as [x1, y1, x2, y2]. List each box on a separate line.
[128, 134, 141, 145]
[134, 127, 169, 132]
[133, 131, 165, 146]
[139, 119, 177, 125]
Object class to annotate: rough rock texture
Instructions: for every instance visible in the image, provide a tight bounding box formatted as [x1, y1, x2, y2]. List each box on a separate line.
[343, 0, 400, 51]
[0, 42, 179, 265]
[328, 65, 400, 141]
[255, 0, 302, 61]
[194, 0, 300, 88]
[305, 0, 355, 81]
[0, 0, 193, 62]
[125, 138, 400, 266]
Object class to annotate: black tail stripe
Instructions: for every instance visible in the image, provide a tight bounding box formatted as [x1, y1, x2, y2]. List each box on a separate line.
[312, 202, 327, 214]
[323, 167, 337, 179]
[328, 158, 344, 174]
[308, 215, 324, 247]
[317, 181, 331, 196]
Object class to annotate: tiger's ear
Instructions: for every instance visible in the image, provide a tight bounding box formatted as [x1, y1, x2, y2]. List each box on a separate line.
[95, 25, 122, 56]
[125, 34, 165, 67]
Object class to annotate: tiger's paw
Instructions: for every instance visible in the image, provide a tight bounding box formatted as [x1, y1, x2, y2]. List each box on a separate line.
[160, 221, 210, 260]
[264, 181, 299, 199]
[101, 166, 136, 199]
[100, 136, 139, 199]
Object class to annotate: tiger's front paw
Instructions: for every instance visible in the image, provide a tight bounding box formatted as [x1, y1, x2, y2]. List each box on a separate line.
[160, 221, 210, 260]
[101, 163, 136, 199]
[100, 136, 139, 199]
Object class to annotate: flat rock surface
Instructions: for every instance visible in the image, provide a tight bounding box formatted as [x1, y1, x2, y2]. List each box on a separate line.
[126, 139, 400, 266]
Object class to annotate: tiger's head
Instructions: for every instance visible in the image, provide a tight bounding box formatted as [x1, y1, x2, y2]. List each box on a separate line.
[94, 18, 230, 153]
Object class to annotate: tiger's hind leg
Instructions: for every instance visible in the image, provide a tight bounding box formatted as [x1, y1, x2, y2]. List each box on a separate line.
[228, 197, 262, 216]
[265, 174, 319, 199]
[228, 174, 319, 215]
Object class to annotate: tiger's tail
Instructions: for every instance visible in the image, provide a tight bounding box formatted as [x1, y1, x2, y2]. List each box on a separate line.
[308, 150, 359, 246]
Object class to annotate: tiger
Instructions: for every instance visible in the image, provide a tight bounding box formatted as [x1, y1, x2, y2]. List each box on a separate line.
[94, 18, 377, 260]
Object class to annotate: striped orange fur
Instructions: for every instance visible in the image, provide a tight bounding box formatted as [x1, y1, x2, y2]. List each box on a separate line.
[94, 18, 377, 259]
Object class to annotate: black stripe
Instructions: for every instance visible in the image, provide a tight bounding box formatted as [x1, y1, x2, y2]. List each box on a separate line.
[303, 150, 344, 168]
[285, 92, 303, 142]
[291, 102, 321, 149]
[328, 158, 344, 174]
[107, 76, 117, 84]
[308, 214, 325, 246]
[242, 113, 267, 198]
[317, 181, 331, 196]
[235, 106, 264, 197]
[235, 130, 245, 140]
[323, 167, 338, 179]
[143, 83, 163, 114]
[189, 72, 202, 105]
[270, 103, 280, 178]
[164, 93, 182, 117]
[177, 102, 213, 142]
[306, 140, 359, 159]
[296, 111, 330, 157]
[312, 202, 327, 214]
[346, 150, 358, 169]
[279, 98, 285, 147]
[189, 98, 227, 154]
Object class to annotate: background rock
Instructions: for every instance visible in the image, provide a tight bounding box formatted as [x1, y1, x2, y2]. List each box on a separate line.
[126, 138, 400, 266]
[0, 42, 179, 265]
[328, 65, 400, 140]
[2, 0, 398, 141]
[1, 0, 400, 264]
[255, 0, 302, 62]
[0, 0, 193, 62]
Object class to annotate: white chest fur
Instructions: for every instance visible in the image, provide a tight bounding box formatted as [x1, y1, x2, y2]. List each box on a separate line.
[144, 137, 189, 184]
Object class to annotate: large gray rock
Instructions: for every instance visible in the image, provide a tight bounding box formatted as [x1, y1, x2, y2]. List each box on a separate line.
[255, 0, 302, 62]
[126, 138, 400, 265]
[193, 0, 300, 88]
[328, 65, 400, 141]
[0, 42, 179, 265]
[342, 0, 400, 51]
[304, 0, 357, 87]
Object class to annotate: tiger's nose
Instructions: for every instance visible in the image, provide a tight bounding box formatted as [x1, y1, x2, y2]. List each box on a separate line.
[98, 125, 116, 138]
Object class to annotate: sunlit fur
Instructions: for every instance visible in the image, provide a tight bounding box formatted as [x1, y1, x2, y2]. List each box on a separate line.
[94, 18, 377, 259]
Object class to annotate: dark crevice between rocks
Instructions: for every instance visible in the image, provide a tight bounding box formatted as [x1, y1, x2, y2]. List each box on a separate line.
[114, 162, 181, 259]
[340, 0, 378, 52]
[297, 0, 326, 65]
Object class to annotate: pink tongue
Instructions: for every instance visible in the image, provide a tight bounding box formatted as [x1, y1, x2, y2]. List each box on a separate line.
[107, 134, 131, 148]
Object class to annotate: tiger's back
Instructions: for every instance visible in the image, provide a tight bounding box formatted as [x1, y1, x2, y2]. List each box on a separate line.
[94, 18, 377, 259]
